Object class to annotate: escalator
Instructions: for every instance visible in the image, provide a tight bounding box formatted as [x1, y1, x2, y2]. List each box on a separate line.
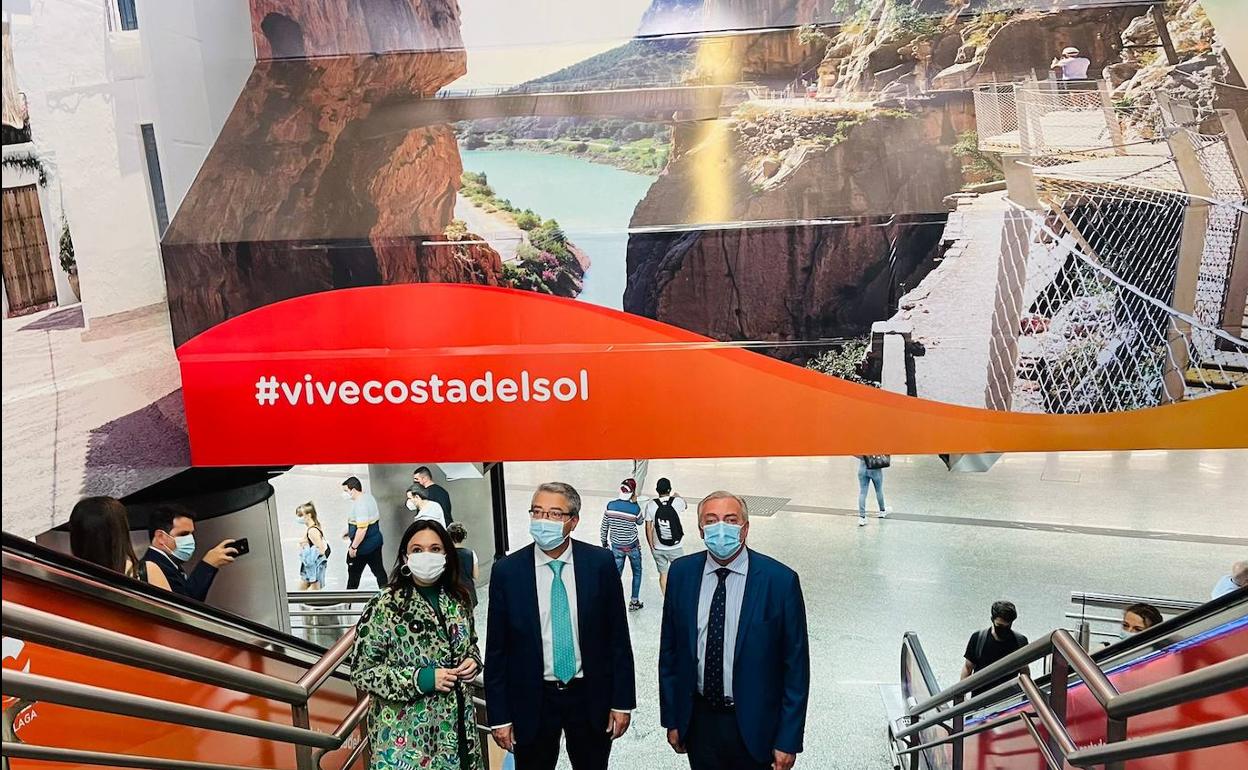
[0, 533, 379, 769]
[892, 588, 1248, 770]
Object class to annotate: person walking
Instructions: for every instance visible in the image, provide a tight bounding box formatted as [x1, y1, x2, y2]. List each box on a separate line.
[601, 478, 646, 611]
[350, 520, 483, 770]
[295, 502, 329, 590]
[448, 522, 479, 609]
[1050, 46, 1091, 81]
[960, 601, 1028, 695]
[407, 485, 448, 528]
[659, 491, 810, 770]
[644, 478, 686, 595]
[486, 482, 635, 770]
[413, 466, 454, 524]
[857, 455, 889, 526]
[69, 496, 144, 582]
[342, 476, 387, 590]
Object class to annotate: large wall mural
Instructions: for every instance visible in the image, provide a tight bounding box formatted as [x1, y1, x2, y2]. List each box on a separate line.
[2, 1, 1245, 526]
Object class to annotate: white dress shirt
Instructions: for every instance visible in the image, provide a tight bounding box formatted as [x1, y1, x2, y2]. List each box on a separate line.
[535, 543, 583, 681]
[696, 548, 750, 698]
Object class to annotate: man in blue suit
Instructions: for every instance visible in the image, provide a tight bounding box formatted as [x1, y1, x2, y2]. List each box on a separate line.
[659, 490, 810, 770]
[486, 482, 636, 770]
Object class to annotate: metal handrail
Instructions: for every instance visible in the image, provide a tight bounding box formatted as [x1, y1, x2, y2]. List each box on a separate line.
[1, 742, 282, 770]
[3, 670, 339, 749]
[1070, 591, 1202, 614]
[2, 602, 308, 703]
[894, 628, 1248, 770]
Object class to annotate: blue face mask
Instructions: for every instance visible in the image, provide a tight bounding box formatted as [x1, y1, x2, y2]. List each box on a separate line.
[702, 522, 743, 560]
[171, 533, 196, 562]
[530, 519, 568, 551]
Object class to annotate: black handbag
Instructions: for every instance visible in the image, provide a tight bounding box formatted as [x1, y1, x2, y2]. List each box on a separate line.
[864, 455, 891, 470]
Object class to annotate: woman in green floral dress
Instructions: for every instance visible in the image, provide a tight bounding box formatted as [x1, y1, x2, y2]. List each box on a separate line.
[350, 520, 484, 770]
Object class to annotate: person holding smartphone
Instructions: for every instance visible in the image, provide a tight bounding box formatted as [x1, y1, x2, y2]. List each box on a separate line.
[350, 520, 483, 770]
[141, 504, 239, 601]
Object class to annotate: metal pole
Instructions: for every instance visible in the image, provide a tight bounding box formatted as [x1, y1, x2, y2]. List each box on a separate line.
[1151, 4, 1180, 66]
[489, 462, 510, 560]
[1049, 654, 1070, 765]
[292, 705, 315, 770]
[951, 693, 965, 770]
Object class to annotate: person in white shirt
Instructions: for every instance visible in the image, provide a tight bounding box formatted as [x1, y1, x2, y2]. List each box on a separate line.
[406, 485, 448, 529]
[644, 477, 687, 594]
[1051, 46, 1091, 81]
[1212, 561, 1248, 599]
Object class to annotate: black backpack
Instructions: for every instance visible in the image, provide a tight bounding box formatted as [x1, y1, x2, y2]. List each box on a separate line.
[652, 498, 684, 547]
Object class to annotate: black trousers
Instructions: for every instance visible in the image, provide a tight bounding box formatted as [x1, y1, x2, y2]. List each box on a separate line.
[345, 547, 387, 589]
[514, 680, 612, 770]
[686, 697, 770, 770]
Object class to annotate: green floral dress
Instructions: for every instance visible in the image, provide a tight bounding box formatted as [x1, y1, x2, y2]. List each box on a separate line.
[350, 586, 484, 770]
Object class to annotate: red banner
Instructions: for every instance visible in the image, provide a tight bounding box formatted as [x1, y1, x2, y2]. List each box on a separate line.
[176, 284, 1248, 465]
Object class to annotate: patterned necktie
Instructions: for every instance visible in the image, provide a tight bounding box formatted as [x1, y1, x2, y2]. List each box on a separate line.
[549, 561, 577, 683]
[704, 567, 732, 707]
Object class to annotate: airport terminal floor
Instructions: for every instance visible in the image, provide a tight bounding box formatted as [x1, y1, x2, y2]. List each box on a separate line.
[273, 450, 1248, 769]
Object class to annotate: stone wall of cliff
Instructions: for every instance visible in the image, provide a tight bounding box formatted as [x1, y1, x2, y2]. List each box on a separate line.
[161, 1, 503, 346]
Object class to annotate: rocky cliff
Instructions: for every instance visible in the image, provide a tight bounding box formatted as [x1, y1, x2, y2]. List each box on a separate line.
[162, 1, 503, 345]
[625, 94, 974, 358]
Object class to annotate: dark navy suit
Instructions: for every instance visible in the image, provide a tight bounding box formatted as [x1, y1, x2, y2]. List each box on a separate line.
[485, 539, 636, 768]
[659, 548, 810, 767]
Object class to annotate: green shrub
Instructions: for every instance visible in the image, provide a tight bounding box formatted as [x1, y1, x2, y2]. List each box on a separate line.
[515, 210, 540, 230]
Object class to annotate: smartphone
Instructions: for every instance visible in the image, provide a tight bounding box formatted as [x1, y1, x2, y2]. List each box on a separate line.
[229, 538, 250, 556]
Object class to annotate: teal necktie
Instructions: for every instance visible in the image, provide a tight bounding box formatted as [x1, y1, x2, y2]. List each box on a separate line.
[548, 561, 577, 683]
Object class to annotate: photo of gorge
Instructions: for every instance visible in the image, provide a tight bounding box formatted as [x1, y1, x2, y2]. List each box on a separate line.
[159, 0, 1247, 414]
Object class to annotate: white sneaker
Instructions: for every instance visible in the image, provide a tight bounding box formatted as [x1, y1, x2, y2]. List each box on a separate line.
[858, 516, 867, 527]
[879, 510, 889, 519]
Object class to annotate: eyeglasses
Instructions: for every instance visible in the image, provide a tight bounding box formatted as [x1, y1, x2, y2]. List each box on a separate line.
[529, 507, 573, 521]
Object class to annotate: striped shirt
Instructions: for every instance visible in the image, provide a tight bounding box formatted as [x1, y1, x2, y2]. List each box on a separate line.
[601, 498, 643, 547]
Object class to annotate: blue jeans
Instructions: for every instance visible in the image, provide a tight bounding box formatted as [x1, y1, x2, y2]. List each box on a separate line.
[613, 544, 643, 601]
[858, 466, 885, 514]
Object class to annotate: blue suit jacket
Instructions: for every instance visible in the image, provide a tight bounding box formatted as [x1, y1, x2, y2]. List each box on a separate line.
[485, 539, 636, 744]
[659, 548, 810, 762]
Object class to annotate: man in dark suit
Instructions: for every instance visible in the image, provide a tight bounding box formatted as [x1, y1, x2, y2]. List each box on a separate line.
[659, 490, 810, 770]
[486, 482, 636, 770]
[140, 504, 238, 601]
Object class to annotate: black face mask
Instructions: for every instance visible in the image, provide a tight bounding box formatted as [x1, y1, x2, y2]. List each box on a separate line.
[992, 623, 1012, 639]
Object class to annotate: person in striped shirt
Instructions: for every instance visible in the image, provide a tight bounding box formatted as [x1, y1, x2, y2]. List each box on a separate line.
[602, 478, 646, 611]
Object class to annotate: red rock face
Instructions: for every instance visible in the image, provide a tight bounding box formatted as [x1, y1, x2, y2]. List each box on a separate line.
[162, 3, 501, 346]
[251, 0, 464, 58]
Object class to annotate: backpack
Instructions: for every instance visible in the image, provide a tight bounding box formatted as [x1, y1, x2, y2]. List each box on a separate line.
[310, 526, 331, 559]
[973, 627, 1025, 666]
[864, 455, 891, 470]
[652, 497, 684, 547]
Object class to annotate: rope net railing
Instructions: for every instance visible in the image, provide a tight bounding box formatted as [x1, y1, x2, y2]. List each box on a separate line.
[987, 196, 1247, 413]
[974, 81, 1167, 158]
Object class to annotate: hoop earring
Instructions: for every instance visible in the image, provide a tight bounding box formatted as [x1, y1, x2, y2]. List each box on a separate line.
[400, 564, 412, 578]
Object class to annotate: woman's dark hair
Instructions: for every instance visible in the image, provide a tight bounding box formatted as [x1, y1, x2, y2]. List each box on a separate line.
[1125, 602, 1163, 628]
[388, 519, 471, 606]
[69, 497, 141, 580]
[447, 522, 468, 543]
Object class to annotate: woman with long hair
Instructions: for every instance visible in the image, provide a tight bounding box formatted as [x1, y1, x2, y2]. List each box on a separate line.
[68, 496, 143, 581]
[295, 502, 329, 590]
[350, 520, 483, 770]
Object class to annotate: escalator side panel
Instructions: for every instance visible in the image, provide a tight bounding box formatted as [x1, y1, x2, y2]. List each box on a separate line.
[963, 620, 1248, 769]
[2, 572, 365, 769]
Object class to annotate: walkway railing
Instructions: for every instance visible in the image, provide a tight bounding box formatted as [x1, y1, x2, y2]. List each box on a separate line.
[1067, 591, 1201, 648]
[892, 627, 1248, 770]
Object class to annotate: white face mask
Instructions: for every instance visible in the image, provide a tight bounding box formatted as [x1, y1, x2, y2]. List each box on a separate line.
[406, 552, 446, 584]
[405, 498, 418, 511]
[341, 490, 352, 501]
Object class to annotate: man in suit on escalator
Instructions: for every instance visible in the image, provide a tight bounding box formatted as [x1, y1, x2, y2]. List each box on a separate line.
[141, 504, 237, 601]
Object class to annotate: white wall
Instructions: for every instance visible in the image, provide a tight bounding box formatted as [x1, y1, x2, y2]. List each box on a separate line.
[136, 0, 254, 217]
[6, 2, 165, 325]
[1, 143, 75, 312]
[6, 0, 254, 327]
